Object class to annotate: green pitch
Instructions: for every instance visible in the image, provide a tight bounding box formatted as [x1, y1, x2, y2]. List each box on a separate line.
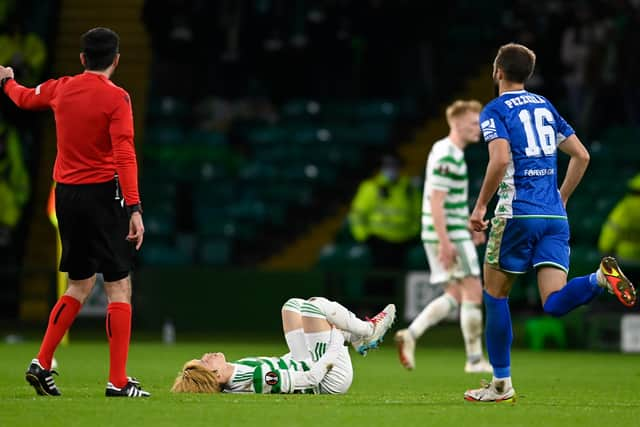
[1, 339, 638, 427]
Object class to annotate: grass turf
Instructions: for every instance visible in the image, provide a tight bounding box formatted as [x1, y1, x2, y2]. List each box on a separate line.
[1, 338, 639, 427]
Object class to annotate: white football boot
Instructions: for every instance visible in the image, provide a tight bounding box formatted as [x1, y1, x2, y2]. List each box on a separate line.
[464, 378, 516, 403]
[394, 329, 416, 370]
[352, 304, 396, 355]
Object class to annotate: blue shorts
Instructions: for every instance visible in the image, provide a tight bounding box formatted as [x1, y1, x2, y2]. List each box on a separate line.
[484, 217, 570, 274]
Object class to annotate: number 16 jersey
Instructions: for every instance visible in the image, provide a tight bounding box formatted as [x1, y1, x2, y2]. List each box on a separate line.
[479, 90, 575, 218]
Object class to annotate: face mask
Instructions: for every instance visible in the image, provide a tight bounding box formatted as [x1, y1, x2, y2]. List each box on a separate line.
[381, 167, 398, 181]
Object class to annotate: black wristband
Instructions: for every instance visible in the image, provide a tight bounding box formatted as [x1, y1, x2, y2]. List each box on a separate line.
[0, 77, 13, 89]
[126, 203, 143, 217]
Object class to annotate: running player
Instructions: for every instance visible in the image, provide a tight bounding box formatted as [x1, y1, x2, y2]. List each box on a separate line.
[464, 43, 636, 403]
[395, 100, 491, 374]
[171, 298, 395, 394]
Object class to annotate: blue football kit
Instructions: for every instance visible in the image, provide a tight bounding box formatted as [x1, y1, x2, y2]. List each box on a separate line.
[480, 90, 575, 273]
[477, 89, 605, 382]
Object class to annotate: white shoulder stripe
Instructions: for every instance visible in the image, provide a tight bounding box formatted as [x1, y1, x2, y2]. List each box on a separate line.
[35, 84, 42, 95]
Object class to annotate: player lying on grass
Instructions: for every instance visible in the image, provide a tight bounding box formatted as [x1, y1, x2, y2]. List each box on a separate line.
[171, 297, 395, 394]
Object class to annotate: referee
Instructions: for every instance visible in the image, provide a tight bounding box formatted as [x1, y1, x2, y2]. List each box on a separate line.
[0, 28, 149, 397]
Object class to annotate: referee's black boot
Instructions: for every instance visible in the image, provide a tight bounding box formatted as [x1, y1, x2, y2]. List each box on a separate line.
[105, 380, 151, 397]
[25, 358, 61, 396]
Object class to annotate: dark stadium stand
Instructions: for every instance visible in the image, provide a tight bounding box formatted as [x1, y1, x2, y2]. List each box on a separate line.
[140, 97, 414, 266]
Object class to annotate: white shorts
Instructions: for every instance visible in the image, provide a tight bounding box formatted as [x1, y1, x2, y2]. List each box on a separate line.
[319, 346, 353, 394]
[423, 239, 480, 285]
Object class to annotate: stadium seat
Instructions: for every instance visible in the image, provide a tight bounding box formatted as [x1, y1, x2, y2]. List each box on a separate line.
[525, 316, 567, 350]
[187, 129, 227, 145]
[144, 210, 176, 237]
[246, 125, 288, 144]
[199, 238, 232, 265]
[334, 219, 356, 244]
[141, 242, 192, 266]
[357, 122, 391, 146]
[317, 243, 372, 270]
[405, 244, 427, 271]
[585, 312, 622, 351]
[322, 102, 356, 121]
[570, 245, 601, 277]
[317, 243, 372, 300]
[145, 125, 184, 145]
[354, 100, 398, 120]
[196, 216, 237, 238]
[147, 96, 189, 122]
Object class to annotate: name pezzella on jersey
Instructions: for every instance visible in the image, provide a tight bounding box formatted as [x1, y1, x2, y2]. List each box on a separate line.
[503, 94, 545, 109]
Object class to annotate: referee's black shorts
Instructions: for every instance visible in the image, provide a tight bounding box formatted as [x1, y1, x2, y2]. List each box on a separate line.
[55, 179, 133, 282]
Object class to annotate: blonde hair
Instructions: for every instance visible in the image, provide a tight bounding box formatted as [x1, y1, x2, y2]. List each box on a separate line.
[171, 360, 222, 393]
[446, 100, 482, 125]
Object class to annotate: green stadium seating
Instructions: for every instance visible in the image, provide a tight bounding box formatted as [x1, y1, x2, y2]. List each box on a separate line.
[260, 184, 314, 207]
[334, 219, 356, 244]
[570, 245, 601, 277]
[196, 215, 237, 238]
[405, 244, 427, 270]
[525, 316, 567, 350]
[200, 238, 232, 265]
[354, 100, 398, 120]
[281, 99, 321, 119]
[141, 242, 192, 266]
[144, 210, 176, 237]
[246, 125, 288, 144]
[143, 92, 404, 265]
[356, 122, 390, 145]
[147, 96, 189, 122]
[187, 129, 227, 145]
[317, 243, 372, 269]
[145, 125, 184, 145]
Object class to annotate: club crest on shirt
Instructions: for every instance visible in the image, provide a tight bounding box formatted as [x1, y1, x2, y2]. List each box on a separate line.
[436, 164, 450, 175]
[481, 118, 497, 140]
[264, 371, 279, 386]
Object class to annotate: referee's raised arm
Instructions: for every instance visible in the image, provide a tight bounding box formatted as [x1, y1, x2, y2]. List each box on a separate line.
[3, 27, 151, 398]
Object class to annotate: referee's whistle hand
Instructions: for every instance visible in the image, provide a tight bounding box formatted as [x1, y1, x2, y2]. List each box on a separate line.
[0, 65, 14, 79]
[127, 212, 144, 250]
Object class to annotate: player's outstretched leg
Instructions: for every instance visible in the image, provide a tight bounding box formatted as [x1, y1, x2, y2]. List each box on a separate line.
[350, 304, 396, 355]
[597, 256, 636, 307]
[302, 297, 396, 355]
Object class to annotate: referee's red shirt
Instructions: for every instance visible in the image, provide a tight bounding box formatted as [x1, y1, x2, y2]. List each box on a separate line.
[3, 72, 140, 205]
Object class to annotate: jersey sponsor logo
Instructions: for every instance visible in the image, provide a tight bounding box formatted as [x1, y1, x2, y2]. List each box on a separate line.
[523, 168, 554, 177]
[264, 371, 279, 386]
[481, 118, 497, 140]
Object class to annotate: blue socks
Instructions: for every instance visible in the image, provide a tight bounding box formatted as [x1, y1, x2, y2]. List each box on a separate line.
[543, 273, 604, 317]
[484, 273, 603, 379]
[483, 290, 512, 378]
